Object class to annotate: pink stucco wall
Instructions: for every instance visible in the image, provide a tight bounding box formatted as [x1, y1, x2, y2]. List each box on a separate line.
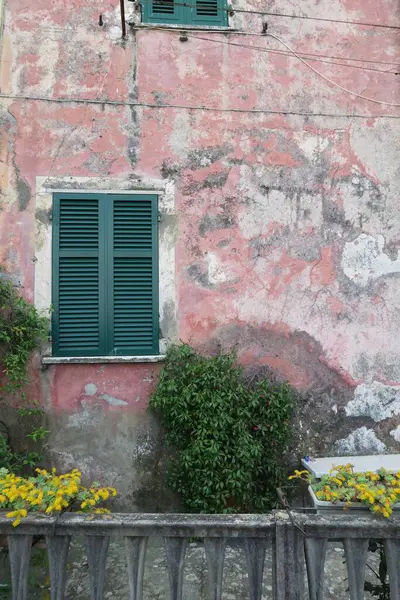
[1, 0, 399, 504]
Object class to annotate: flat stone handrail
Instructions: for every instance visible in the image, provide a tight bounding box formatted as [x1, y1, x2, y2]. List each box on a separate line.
[0, 512, 399, 600]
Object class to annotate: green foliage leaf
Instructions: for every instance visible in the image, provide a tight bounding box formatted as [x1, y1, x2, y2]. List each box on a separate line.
[0, 276, 47, 395]
[0, 274, 48, 474]
[150, 344, 294, 513]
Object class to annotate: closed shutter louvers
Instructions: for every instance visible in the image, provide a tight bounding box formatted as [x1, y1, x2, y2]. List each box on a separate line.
[111, 199, 156, 355]
[195, 0, 219, 16]
[152, 0, 175, 14]
[52, 194, 158, 357]
[54, 198, 102, 356]
[144, 0, 182, 23]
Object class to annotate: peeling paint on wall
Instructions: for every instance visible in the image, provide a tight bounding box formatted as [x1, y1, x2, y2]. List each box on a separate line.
[1, 0, 400, 506]
[390, 426, 400, 443]
[345, 382, 400, 422]
[335, 427, 386, 455]
[341, 234, 400, 287]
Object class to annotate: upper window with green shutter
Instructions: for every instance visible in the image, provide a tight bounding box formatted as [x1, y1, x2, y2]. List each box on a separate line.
[52, 193, 159, 357]
[141, 0, 228, 26]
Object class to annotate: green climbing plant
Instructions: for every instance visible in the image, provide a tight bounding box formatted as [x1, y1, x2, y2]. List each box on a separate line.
[150, 344, 295, 513]
[0, 277, 47, 395]
[0, 274, 48, 474]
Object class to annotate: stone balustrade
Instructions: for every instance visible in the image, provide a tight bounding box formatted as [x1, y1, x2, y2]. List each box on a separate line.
[0, 512, 399, 600]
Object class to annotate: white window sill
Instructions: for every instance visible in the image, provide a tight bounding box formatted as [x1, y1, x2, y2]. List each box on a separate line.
[42, 355, 166, 365]
[130, 23, 237, 33]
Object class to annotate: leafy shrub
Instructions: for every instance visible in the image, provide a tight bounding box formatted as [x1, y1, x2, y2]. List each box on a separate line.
[150, 344, 294, 513]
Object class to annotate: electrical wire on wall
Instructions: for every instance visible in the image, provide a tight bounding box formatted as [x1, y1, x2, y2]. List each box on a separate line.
[26, 22, 400, 69]
[136, 26, 400, 76]
[1, 92, 400, 119]
[127, 24, 400, 107]
[1, 3, 399, 116]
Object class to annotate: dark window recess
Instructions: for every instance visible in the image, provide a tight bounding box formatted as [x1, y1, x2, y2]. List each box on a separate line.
[141, 0, 228, 26]
[52, 193, 159, 357]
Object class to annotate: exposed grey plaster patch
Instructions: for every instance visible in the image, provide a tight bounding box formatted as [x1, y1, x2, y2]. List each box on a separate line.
[100, 393, 128, 407]
[341, 233, 400, 287]
[186, 263, 211, 288]
[217, 239, 232, 248]
[181, 171, 230, 196]
[160, 161, 181, 179]
[186, 254, 237, 288]
[335, 427, 386, 455]
[322, 200, 351, 230]
[132, 432, 156, 460]
[15, 165, 31, 211]
[250, 229, 321, 263]
[35, 208, 52, 226]
[187, 145, 233, 169]
[345, 382, 400, 422]
[84, 383, 97, 396]
[160, 298, 176, 340]
[127, 111, 139, 167]
[353, 352, 400, 383]
[198, 214, 235, 237]
[81, 153, 117, 174]
[203, 172, 229, 189]
[390, 426, 400, 443]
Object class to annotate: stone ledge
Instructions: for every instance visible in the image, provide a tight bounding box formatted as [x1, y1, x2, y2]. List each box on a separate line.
[41, 355, 166, 365]
[129, 23, 237, 33]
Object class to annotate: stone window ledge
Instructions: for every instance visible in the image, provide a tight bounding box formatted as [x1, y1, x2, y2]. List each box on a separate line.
[42, 355, 166, 365]
[130, 23, 237, 33]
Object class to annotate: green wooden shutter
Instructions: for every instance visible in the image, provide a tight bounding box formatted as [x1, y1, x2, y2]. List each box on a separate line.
[108, 196, 159, 356]
[142, 0, 183, 24]
[52, 193, 158, 358]
[142, 0, 227, 25]
[52, 195, 105, 356]
[190, 0, 227, 25]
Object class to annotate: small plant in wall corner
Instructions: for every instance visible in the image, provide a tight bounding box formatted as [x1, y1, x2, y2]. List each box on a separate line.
[150, 343, 295, 514]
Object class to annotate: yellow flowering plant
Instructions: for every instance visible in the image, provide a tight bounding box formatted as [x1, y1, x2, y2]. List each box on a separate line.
[0, 467, 117, 526]
[289, 464, 400, 518]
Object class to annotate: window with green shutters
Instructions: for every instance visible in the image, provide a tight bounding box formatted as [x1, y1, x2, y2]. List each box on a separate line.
[52, 193, 159, 357]
[141, 0, 228, 26]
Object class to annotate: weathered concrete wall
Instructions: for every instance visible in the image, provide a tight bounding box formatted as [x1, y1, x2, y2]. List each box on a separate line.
[0, 0, 399, 506]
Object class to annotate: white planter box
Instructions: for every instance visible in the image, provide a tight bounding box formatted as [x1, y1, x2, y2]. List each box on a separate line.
[302, 454, 400, 479]
[308, 486, 400, 515]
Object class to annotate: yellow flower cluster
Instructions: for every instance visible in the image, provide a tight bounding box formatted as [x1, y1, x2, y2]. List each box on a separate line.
[0, 467, 117, 526]
[288, 469, 309, 481]
[289, 464, 400, 518]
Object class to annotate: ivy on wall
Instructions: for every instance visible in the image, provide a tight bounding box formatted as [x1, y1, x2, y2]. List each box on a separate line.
[0, 276, 47, 395]
[0, 274, 48, 472]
